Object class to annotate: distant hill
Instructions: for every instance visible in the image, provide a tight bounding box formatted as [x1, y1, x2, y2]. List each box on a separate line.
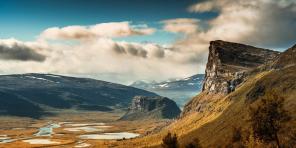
[0, 73, 158, 118]
[120, 96, 181, 120]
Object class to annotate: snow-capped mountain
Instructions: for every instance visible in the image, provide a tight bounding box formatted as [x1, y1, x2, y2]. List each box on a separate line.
[130, 74, 204, 91]
[130, 74, 204, 108]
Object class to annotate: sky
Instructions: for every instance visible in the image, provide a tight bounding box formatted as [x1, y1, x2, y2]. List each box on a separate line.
[0, 0, 296, 84]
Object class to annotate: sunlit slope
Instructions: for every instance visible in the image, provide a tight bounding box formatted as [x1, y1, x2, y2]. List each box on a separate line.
[103, 65, 295, 148]
[104, 43, 296, 148]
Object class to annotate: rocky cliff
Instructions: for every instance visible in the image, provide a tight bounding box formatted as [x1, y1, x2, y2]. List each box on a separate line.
[170, 42, 296, 148]
[202, 40, 279, 94]
[120, 96, 181, 120]
[182, 40, 280, 115]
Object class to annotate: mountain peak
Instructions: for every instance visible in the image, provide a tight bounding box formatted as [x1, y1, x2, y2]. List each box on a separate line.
[203, 40, 279, 94]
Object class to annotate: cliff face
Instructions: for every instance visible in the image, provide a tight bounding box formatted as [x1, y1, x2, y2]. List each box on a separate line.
[182, 40, 280, 116]
[120, 96, 181, 120]
[202, 40, 279, 94]
[171, 42, 296, 148]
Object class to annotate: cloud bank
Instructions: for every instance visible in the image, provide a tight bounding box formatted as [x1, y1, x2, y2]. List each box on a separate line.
[161, 0, 296, 70]
[0, 39, 46, 62]
[40, 22, 156, 40]
[0, 1, 295, 84]
[183, 0, 296, 48]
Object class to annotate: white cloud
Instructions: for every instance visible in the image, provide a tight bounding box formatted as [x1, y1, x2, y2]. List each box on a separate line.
[165, 0, 296, 67]
[188, 1, 219, 12]
[0, 36, 202, 84]
[162, 18, 200, 34]
[40, 22, 156, 40]
[185, 0, 296, 48]
[1, 0, 295, 84]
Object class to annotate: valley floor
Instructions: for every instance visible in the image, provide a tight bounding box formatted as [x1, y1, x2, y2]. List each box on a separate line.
[0, 111, 170, 148]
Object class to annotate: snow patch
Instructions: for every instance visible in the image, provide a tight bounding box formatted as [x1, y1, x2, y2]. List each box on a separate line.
[25, 76, 57, 83]
[183, 77, 190, 80]
[158, 83, 169, 88]
[46, 75, 61, 78]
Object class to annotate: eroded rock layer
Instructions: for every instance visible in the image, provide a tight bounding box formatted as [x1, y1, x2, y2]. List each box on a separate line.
[202, 40, 279, 94]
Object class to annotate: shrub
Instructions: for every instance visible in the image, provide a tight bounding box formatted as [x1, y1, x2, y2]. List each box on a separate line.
[249, 91, 291, 148]
[162, 132, 178, 148]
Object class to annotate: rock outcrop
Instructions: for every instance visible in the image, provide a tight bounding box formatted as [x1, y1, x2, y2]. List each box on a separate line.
[120, 96, 181, 120]
[182, 40, 280, 116]
[202, 40, 279, 94]
[175, 42, 296, 148]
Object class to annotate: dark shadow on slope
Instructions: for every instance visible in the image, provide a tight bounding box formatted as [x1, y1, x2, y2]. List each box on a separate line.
[0, 91, 46, 119]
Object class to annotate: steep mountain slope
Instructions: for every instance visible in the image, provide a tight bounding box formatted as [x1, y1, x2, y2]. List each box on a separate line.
[109, 41, 296, 148]
[120, 96, 181, 120]
[0, 73, 158, 118]
[174, 41, 296, 147]
[183, 40, 279, 115]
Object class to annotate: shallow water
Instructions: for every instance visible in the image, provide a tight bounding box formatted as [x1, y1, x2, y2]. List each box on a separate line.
[34, 123, 61, 136]
[64, 126, 104, 132]
[0, 135, 13, 143]
[79, 132, 140, 140]
[0, 137, 10, 140]
[0, 138, 16, 144]
[66, 123, 105, 127]
[23, 139, 60, 144]
[75, 142, 91, 147]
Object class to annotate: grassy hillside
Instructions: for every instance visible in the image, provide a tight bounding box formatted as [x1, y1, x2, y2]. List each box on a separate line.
[99, 65, 295, 148]
[177, 66, 296, 147]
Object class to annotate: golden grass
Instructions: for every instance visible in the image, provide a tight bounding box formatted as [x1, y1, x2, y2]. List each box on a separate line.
[110, 67, 296, 148]
[0, 67, 295, 148]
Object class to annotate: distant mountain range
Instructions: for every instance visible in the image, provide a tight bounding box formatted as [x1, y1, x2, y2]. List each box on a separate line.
[0, 73, 158, 118]
[130, 74, 204, 108]
[130, 74, 204, 91]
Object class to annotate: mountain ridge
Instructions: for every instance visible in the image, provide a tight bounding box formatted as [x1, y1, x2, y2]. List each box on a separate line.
[130, 74, 204, 91]
[0, 73, 159, 118]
